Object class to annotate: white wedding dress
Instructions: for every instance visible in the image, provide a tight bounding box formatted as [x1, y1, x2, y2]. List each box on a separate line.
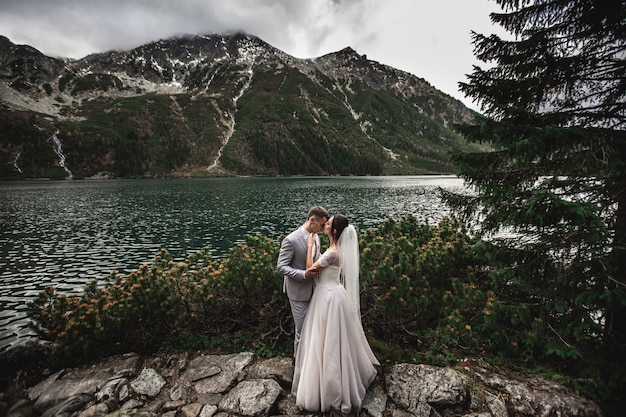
[292, 250, 379, 413]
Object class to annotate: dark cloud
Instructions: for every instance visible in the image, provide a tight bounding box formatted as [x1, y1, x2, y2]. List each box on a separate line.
[0, 0, 506, 109]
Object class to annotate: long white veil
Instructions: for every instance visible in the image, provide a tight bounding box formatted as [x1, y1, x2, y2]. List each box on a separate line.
[338, 224, 360, 314]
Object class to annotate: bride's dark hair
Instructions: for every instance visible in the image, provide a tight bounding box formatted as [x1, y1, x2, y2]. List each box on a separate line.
[332, 214, 349, 242]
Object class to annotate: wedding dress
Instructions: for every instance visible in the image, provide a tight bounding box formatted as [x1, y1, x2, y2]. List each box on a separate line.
[291, 249, 379, 413]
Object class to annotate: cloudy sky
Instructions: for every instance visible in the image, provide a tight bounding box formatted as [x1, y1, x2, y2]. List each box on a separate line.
[0, 0, 508, 110]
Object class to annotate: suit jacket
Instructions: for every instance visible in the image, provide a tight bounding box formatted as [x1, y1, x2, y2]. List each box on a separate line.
[276, 226, 320, 301]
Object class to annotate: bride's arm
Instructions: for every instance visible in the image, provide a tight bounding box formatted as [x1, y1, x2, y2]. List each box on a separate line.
[304, 234, 320, 278]
[305, 234, 326, 277]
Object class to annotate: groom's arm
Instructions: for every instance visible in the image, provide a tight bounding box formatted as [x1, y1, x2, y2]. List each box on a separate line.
[276, 237, 306, 280]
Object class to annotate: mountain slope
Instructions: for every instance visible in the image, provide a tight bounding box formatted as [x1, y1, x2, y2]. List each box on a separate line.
[0, 33, 482, 179]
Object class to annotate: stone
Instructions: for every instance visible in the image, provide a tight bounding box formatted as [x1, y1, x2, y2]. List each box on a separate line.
[391, 408, 418, 417]
[468, 385, 485, 411]
[118, 383, 131, 403]
[462, 359, 604, 417]
[6, 398, 34, 417]
[169, 383, 184, 401]
[180, 402, 204, 417]
[27, 369, 66, 402]
[162, 399, 187, 411]
[200, 404, 218, 417]
[77, 402, 109, 417]
[183, 352, 254, 396]
[385, 363, 468, 415]
[129, 411, 159, 417]
[32, 376, 101, 412]
[120, 398, 144, 410]
[195, 392, 223, 406]
[41, 393, 91, 417]
[186, 365, 221, 383]
[247, 356, 294, 387]
[362, 381, 387, 417]
[144, 352, 190, 380]
[95, 376, 127, 407]
[485, 391, 508, 417]
[94, 352, 141, 377]
[130, 368, 166, 398]
[142, 398, 165, 412]
[29, 353, 141, 413]
[276, 392, 299, 416]
[218, 379, 282, 416]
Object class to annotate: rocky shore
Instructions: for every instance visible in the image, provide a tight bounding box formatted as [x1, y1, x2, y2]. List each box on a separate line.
[0, 347, 604, 417]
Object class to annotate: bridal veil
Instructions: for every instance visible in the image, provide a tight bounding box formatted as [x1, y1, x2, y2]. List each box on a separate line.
[338, 224, 360, 314]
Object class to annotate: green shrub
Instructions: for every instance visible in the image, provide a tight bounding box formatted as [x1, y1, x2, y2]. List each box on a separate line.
[359, 216, 495, 358]
[27, 248, 215, 361]
[27, 216, 488, 364]
[193, 234, 290, 354]
[25, 216, 615, 410]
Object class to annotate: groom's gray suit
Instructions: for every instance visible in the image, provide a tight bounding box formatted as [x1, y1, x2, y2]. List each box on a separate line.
[277, 226, 320, 353]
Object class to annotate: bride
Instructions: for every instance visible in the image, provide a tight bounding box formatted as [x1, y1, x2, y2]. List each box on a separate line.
[291, 214, 379, 414]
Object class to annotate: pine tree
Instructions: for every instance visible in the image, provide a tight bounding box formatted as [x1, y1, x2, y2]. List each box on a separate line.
[444, 0, 625, 401]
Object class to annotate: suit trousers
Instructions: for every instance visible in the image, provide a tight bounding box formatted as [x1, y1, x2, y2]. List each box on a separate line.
[289, 298, 310, 354]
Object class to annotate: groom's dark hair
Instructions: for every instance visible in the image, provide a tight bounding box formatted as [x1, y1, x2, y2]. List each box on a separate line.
[308, 206, 329, 220]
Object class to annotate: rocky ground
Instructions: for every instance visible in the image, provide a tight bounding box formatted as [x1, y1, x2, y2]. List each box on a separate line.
[0, 347, 604, 417]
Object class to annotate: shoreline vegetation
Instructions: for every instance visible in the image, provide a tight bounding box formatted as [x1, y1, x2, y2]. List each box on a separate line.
[0, 215, 619, 415]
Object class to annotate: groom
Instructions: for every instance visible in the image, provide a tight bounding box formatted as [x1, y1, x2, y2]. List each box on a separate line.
[277, 205, 330, 355]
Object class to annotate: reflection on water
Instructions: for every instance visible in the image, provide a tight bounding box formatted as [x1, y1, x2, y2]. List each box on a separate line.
[0, 176, 467, 349]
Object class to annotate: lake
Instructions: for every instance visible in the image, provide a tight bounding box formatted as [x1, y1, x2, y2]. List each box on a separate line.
[0, 176, 467, 350]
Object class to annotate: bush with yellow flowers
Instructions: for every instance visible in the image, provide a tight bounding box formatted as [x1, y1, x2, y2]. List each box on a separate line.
[27, 216, 497, 365]
[27, 248, 209, 361]
[193, 233, 287, 354]
[27, 235, 288, 362]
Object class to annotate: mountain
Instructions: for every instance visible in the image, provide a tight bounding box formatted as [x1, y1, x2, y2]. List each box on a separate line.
[0, 33, 481, 179]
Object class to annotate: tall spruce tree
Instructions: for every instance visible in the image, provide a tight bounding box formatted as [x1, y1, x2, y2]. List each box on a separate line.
[445, 0, 625, 397]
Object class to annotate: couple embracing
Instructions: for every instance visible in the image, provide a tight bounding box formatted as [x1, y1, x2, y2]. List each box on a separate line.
[276, 206, 379, 414]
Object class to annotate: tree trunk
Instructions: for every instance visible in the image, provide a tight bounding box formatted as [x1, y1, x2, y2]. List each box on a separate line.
[606, 181, 626, 350]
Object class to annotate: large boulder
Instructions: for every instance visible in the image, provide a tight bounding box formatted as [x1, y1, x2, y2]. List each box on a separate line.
[385, 363, 469, 417]
[462, 359, 605, 417]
